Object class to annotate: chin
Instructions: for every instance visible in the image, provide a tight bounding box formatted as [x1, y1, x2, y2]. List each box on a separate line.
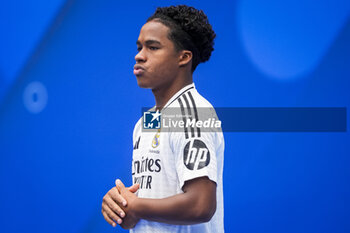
[136, 77, 152, 89]
[137, 84, 151, 89]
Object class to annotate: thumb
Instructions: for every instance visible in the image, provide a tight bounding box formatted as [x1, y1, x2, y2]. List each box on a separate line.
[115, 179, 126, 192]
[128, 183, 140, 193]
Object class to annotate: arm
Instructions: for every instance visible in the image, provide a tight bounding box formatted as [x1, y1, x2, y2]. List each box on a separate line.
[117, 176, 216, 227]
[137, 176, 216, 224]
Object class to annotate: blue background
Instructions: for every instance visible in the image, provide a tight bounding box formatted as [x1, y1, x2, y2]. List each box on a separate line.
[1, 0, 349, 232]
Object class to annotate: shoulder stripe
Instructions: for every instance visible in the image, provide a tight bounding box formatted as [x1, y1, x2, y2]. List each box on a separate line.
[187, 91, 201, 137]
[177, 91, 201, 139]
[178, 98, 189, 139]
[182, 94, 195, 138]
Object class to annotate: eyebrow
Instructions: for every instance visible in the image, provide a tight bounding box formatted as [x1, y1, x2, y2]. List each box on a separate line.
[136, 40, 162, 46]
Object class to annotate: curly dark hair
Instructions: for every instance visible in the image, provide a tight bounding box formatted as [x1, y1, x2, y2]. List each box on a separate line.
[147, 5, 216, 72]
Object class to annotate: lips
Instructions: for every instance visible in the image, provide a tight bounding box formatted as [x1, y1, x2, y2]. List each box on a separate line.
[134, 65, 145, 76]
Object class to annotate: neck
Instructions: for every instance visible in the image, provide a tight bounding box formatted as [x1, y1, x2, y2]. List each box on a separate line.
[152, 73, 193, 110]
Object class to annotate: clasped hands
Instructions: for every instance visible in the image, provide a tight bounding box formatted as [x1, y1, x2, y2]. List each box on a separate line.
[102, 179, 140, 229]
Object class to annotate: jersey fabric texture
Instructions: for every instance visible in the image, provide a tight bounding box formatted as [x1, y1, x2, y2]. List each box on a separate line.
[130, 83, 225, 233]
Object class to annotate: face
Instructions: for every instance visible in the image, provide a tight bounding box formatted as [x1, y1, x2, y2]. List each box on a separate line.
[134, 20, 181, 90]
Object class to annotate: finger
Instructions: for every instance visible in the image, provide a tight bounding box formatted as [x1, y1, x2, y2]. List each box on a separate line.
[128, 183, 140, 193]
[110, 187, 127, 207]
[115, 179, 126, 191]
[102, 202, 123, 225]
[101, 209, 116, 227]
[104, 195, 126, 218]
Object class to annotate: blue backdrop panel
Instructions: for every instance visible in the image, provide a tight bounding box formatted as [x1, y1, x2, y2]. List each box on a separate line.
[0, 0, 349, 233]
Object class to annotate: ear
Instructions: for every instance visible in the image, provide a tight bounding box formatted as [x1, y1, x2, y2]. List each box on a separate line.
[178, 50, 193, 67]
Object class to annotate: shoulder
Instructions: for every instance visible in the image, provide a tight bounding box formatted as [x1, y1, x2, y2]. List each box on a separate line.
[168, 87, 216, 112]
[167, 87, 222, 141]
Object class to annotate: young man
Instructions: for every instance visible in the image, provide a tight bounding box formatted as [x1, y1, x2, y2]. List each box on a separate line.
[102, 5, 224, 232]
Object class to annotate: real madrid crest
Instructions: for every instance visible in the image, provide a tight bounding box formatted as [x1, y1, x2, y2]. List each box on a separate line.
[152, 129, 161, 148]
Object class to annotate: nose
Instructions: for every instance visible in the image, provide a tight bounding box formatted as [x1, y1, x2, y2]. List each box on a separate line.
[135, 49, 146, 63]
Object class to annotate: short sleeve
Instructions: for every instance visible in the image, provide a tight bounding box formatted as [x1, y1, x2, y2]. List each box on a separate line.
[170, 131, 218, 190]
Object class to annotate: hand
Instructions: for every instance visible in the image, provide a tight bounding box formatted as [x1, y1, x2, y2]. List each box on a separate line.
[101, 180, 139, 227]
[115, 179, 140, 229]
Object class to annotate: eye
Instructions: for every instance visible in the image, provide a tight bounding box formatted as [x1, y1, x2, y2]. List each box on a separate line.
[137, 47, 142, 52]
[149, 46, 159, 51]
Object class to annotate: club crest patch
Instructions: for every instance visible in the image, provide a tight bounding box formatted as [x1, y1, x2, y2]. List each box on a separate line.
[152, 131, 160, 148]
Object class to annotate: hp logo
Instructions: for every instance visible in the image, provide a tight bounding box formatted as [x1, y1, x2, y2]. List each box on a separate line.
[183, 139, 210, 170]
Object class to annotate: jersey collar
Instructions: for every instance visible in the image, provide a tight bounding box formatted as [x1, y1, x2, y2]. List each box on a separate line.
[162, 83, 196, 110]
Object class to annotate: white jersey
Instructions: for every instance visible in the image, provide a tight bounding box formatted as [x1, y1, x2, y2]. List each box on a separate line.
[130, 83, 225, 233]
